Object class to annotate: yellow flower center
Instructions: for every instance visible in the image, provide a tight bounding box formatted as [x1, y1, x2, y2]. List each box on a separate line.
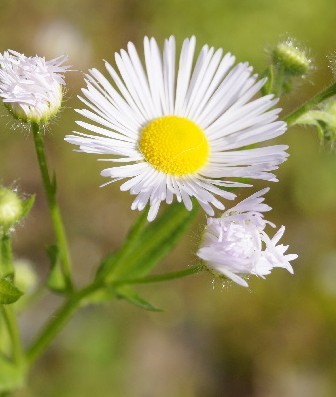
[139, 116, 209, 176]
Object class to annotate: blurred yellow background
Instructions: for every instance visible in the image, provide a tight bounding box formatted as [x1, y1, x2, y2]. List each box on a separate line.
[1, 0, 336, 396]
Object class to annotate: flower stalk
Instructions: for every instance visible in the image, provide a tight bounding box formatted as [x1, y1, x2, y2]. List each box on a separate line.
[27, 263, 203, 364]
[0, 233, 13, 276]
[0, 305, 24, 368]
[0, 232, 25, 371]
[26, 282, 98, 364]
[31, 122, 73, 291]
[284, 82, 336, 125]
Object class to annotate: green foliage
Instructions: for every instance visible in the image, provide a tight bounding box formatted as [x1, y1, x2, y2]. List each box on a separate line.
[46, 245, 68, 293]
[115, 286, 162, 312]
[0, 356, 24, 392]
[0, 276, 23, 305]
[110, 202, 199, 282]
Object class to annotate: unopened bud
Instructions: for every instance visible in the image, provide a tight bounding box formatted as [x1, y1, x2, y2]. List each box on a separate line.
[273, 39, 311, 76]
[14, 259, 38, 294]
[0, 188, 23, 229]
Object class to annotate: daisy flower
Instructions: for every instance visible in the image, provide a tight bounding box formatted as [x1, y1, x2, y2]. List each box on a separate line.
[0, 50, 69, 123]
[65, 36, 288, 221]
[197, 188, 297, 287]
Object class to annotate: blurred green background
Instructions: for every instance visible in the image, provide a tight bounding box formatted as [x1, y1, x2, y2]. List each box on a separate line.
[1, 0, 336, 396]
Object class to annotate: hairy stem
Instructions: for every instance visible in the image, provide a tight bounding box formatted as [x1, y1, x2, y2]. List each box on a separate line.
[284, 81, 336, 126]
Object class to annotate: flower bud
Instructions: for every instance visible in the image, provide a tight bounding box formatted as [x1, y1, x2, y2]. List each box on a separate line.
[14, 259, 38, 295]
[273, 39, 311, 76]
[0, 50, 69, 124]
[0, 188, 23, 229]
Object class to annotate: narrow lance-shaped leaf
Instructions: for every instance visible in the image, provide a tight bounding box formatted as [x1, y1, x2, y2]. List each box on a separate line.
[108, 202, 199, 281]
[46, 245, 67, 293]
[115, 286, 162, 312]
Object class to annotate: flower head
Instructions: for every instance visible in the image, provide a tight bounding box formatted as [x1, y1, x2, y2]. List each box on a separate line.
[197, 188, 297, 287]
[0, 50, 69, 123]
[66, 36, 288, 221]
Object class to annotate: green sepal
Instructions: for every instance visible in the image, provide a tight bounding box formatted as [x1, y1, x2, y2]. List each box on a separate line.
[260, 65, 274, 95]
[0, 276, 23, 304]
[0, 356, 25, 392]
[20, 195, 35, 220]
[46, 245, 67, 293]
[116, 286, 162, 312]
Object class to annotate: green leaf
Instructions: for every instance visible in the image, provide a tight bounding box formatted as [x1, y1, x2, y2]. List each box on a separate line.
[116, 287, 162, 312]
[95, 209, 148, 281]
[82, 285, 117, 306]
[114, 202, 199, 280]
[0, 277, 23, 304]
[20, 195, 35, 219]
[0, 356, 24, 392]
[46, 245, 67, 293]
[95, 252, 117, 281]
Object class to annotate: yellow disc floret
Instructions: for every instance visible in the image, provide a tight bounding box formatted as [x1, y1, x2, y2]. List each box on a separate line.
[139, 116, 209, 176]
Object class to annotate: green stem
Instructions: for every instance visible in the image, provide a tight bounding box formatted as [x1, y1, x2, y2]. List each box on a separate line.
[26, 282, 100, 365]
[0, 233, 13, 276]
[284, 81, 336, 126]
[0, 232, 24, 369]
[27, 265, 204, 364]
[0, 305, 24, 367]
[113, 264, 204, 286]
[31, 123, 73, 291]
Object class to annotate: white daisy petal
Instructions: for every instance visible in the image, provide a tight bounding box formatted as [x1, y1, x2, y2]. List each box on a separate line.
[163, 36, 176, 115]
[174, 36, 196, 115]
[65, 36, 289, 221]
